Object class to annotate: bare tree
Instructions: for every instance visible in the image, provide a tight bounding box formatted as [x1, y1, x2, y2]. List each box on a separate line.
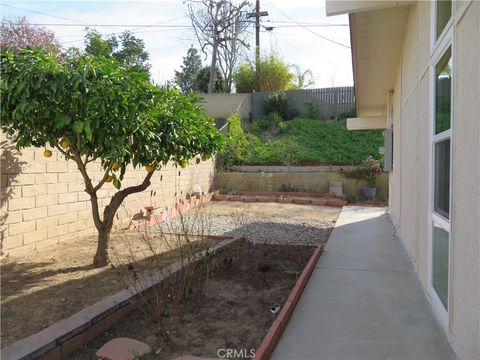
[217, 12, 251, 93]
[187, 0, 252, 94]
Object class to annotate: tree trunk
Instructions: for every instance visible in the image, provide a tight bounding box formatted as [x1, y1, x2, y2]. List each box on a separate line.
[93, 227, 110, 268]
[208, 41, 218, 94]
[89, 171, 154, 268]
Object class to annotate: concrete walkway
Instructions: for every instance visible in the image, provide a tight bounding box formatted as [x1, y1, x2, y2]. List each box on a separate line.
[272, 206, 455, 360]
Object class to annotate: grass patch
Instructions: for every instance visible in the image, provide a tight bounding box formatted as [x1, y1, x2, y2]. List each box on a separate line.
[236, 118, 384, 166]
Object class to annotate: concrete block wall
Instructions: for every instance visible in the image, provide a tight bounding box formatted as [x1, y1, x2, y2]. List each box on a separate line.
[0, 133, 215, 253]
[215, 171, 389, 201]
[200, 93, 251, 121]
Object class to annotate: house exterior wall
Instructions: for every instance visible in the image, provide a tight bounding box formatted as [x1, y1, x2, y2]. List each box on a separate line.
[1, 133, 216, 253]
[449, 1, 480, 356]
[388, 1, 479, 358]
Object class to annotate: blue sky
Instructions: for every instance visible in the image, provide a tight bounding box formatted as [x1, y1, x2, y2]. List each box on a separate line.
[1, 0, 353, 88]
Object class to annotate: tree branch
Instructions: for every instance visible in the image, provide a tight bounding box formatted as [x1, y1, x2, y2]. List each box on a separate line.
[55, 144, 75, 162]
[116, 170, 154, 200]
[92, 162, 114, 193]
[102, 170, 155, 229]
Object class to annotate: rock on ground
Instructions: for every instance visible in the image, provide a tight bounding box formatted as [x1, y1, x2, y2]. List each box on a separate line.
[150, 215, 335, 246]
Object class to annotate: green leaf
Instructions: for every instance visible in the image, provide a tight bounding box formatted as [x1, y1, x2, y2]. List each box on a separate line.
[73, 121, 84, 133]
[84, 120, 93, 141]
[112, 178, 121, 189]
[55, 113, 71, 129]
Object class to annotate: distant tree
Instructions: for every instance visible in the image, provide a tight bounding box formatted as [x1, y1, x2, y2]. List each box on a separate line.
[113, 31, 150, 71]
[187, 0, 251, 94]
[195, 66, 225, 93]
[291, 64, 316, 89]
[0, 16, 61, 54]
[233, 62, 256, 93]
[84, 29, 150, 73]
[84, 29, 115, 57]
[174, 46, 203, 93]
[233, 53, 295, 92]
[216, 7, 251, 93]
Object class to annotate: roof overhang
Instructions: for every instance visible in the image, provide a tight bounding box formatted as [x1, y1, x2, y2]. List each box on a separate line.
[347, 116, 387, 130]
[326, 1, 412, 128]
[326, 1, 413, 16]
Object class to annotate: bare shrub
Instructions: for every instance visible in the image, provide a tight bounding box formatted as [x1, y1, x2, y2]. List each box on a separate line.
[109, 178, 219, 341]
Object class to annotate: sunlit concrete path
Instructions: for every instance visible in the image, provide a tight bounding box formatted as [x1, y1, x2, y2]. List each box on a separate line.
[272, 206, 455, 360]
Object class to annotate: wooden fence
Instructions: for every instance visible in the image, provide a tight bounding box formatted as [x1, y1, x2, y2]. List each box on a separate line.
[251, 86, 355, 120]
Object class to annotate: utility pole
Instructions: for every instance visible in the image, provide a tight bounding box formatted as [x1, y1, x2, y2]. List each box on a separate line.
[247, 1, 268, 91]
[255, 0, 260, 91]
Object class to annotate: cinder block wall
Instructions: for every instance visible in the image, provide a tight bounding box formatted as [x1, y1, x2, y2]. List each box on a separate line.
[0, 133, 215, 253]
[200, 93, 251, 120]
[215, 171, 389, 201]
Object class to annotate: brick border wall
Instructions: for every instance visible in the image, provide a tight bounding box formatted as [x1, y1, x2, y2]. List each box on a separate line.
[1, 134, 216, 253]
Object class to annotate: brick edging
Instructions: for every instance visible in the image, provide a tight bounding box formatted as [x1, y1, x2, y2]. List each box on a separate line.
[1, 237, 238, 360]
[212, 193, 347, 207]
[254, 246, 323, 360]
[129, 192, 214, 231]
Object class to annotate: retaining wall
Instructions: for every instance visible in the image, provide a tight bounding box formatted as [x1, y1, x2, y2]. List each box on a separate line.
[215, 172, 389, 201]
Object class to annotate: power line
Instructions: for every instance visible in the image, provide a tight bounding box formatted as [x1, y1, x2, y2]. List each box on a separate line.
[266, 1, 351, 49]
[11, 22, 193, 28]
[267, 20, 348, 26]
[1, 3, 91, 25]
[273, 24, 349, 28]
[272, 31, 350, 75]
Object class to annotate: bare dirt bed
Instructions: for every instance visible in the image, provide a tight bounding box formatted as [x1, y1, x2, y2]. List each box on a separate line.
[69, 240, 315, 360]
[1, 232, 218, 347]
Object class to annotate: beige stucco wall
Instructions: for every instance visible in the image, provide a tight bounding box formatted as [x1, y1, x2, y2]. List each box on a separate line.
[387, 2, 480, 358]
[215, 172, 389, 201]
[450, 1, 480, 356]
[1, 133, 216, 253]
[200, 93, 251, 121]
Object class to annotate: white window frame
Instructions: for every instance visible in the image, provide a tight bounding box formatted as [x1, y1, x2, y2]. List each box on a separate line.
[427, 0, 454, 329]
[430, 0, 454, 54]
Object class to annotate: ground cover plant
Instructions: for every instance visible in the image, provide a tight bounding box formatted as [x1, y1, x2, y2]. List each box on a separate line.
[219, 117, 383, 168]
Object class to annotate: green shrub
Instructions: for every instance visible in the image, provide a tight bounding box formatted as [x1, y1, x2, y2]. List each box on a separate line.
[304, 100, 321, 119]
[264, 91, 288, 119]
[250, 113, 283, 134]
[226, 112, 246, 145]
[216, 112, 246, 170]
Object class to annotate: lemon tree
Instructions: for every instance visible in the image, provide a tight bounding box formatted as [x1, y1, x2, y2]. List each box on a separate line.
[1, 49, 223, 267]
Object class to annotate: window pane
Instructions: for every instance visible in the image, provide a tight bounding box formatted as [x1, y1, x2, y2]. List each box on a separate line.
[434, 139, 450, 218]
[432, 222, 449, 310]
[435, 49, 452, 134]
[436, 0, 452, 39]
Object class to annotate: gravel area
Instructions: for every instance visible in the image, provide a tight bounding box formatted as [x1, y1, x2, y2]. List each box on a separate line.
[150, 214, 336, 246]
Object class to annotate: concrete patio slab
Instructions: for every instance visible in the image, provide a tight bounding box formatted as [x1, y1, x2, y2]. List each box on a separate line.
[271, 206, 455, 360]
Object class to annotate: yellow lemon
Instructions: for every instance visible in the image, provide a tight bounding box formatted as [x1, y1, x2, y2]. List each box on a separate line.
[145, 164, 155, 173]
[112, 162, 121, 171]
[201, 154, 210, 161]
[43, 150, 53, 158]
[105, 175, 113, 183]
[180, 161, 188, 169]
[60, 139, 70, 149]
